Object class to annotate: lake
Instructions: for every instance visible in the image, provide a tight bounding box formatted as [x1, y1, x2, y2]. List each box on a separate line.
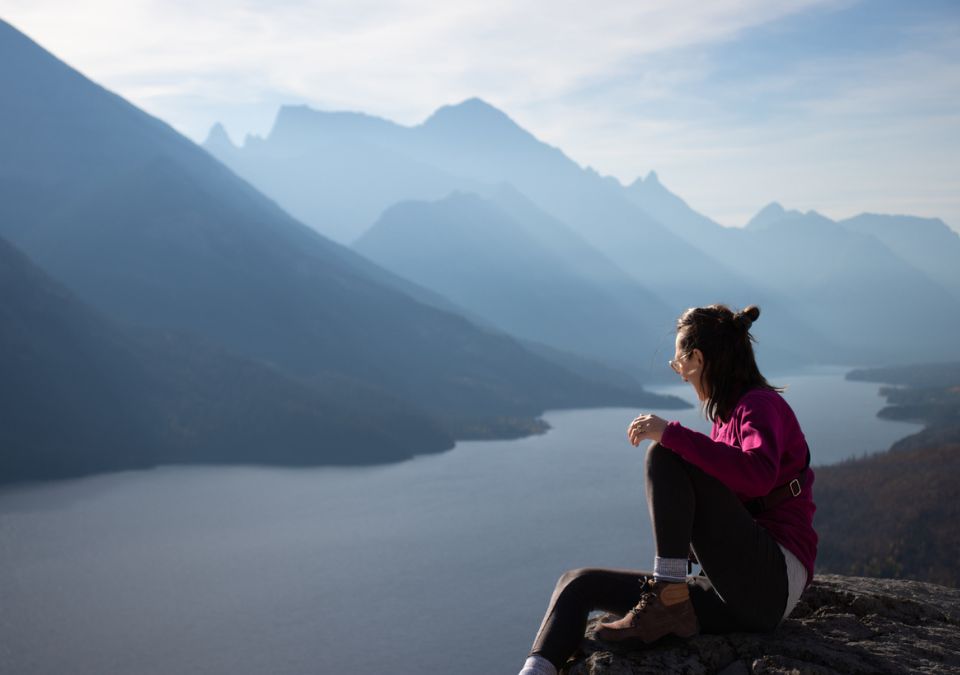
[0, 368, 922, 674]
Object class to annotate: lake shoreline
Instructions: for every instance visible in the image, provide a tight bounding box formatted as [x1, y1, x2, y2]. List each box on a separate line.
[0, 368, 923, 492]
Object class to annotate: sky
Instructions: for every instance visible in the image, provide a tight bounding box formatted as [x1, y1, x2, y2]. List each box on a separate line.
[4, 0, 960, 230]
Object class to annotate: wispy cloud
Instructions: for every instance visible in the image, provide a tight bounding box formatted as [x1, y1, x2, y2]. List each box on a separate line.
[5, 0, 832, 130]
[4, 0, 959, 229]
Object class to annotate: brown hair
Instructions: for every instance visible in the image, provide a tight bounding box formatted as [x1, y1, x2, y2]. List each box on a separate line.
[676, 304, 782, 423]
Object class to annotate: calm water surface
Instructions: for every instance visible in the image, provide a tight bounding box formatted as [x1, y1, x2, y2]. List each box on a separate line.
[0, 369, 921, 674]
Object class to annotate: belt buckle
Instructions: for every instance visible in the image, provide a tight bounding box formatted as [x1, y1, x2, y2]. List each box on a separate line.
[789, 478, 802, 497]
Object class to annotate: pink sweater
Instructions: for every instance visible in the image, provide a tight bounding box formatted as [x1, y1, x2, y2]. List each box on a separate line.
[660, 387, 818, 588]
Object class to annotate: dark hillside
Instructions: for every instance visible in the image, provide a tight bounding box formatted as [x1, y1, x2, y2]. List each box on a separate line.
[814, 364, 960, 587]
[0, 235, 452, 484]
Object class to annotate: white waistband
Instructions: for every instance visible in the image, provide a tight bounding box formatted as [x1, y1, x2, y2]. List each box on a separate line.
[778, 543, 808, 621]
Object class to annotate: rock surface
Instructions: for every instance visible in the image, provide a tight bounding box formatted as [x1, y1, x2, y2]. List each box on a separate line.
[561, 574, 960, 674]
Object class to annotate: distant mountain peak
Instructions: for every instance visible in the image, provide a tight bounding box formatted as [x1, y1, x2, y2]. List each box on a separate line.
[429, 97, 507, 120]
[746, 201, 789, 229]
[626, 170, 665, 192]
[265, 104, 402, 146]
[625, 170, 673, 199]
[760, 201, 786, 216]
[203, 122, 235, 151]
[746, 202, 838, 230]
[421, 97, 530, 141]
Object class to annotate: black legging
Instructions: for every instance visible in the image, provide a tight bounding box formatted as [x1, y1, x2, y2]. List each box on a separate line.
[528, 441, 789, 670]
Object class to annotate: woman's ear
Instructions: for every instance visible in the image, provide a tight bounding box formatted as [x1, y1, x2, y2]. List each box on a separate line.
[691, 348, 705, 369]
[690, 348, 708, 398]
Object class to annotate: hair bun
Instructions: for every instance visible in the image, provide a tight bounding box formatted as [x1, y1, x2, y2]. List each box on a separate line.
[735, 305, 761, 330]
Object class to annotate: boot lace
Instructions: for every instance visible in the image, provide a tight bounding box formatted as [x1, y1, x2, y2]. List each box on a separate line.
[628, 587, 660, 615]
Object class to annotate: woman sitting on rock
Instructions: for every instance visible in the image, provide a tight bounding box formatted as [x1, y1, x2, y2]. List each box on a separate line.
[519, 304, 818, 675]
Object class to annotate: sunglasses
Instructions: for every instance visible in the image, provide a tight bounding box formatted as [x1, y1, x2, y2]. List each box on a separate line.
[669, 352, 691, 374]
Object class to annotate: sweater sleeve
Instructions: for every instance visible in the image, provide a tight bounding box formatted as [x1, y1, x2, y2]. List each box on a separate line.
[659, 396, 784, 498]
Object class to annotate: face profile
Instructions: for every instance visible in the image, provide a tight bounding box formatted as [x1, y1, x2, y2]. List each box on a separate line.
[672, 333, 706, 401]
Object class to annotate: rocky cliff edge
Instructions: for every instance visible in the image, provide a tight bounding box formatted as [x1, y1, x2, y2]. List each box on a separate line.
[562, 574, 960, 674]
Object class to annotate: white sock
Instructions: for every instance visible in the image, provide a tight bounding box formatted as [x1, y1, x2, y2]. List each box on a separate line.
[519, 654, 557, 675]
[653, 555, 688, 582]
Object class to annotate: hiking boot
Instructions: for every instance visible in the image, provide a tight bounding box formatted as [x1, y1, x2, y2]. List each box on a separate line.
[595, 577, 699, 643]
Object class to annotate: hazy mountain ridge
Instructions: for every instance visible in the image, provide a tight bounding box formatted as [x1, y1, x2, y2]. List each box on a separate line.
[208, 134, 479, 246]
[354, 190, 674, 370]
[206, 98, 750, 310]
[623, 170, 727, 246]
[745, 209, 959, 362]
[0, 19, 679, 483]
[209, 97, 959, 368]
[627, 179, 960, 309]
[623, 176, 960, 364]
[839, 213, 960, 300]
[204, 103, 823, 370]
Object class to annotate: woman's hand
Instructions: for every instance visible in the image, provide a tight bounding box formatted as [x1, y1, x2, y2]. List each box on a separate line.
[627, 414, 668, 446]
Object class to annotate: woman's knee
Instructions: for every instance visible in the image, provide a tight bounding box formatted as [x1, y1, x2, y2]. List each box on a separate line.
[553, 567, 609, 600]
[646, 441, 679, 476]
[556, 567, 595, 590]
